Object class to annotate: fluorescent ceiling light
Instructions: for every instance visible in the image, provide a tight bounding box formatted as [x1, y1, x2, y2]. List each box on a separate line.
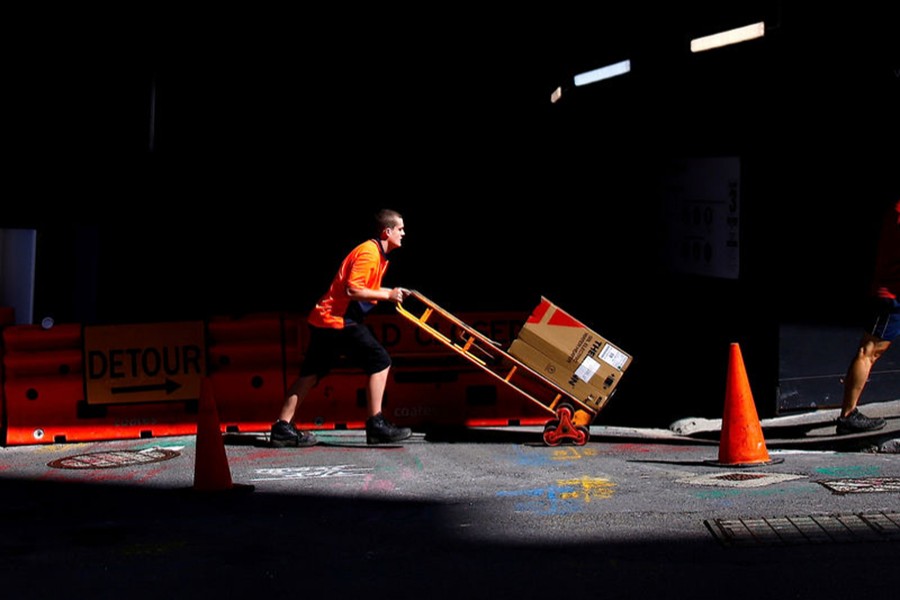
[690, 21, 765, 53]
[550, 86, 563, 103]
[573, 59, 631, 87]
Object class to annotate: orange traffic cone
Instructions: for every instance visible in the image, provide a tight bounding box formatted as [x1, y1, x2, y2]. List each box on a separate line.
[193, 377, 254, 492]
[709, 343, 783, 467]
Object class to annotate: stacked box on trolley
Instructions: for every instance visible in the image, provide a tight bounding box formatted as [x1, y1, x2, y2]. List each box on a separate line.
[508, 297, 633, 412]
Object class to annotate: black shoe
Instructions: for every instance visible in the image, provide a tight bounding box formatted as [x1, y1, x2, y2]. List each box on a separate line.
[836, 409, 886, 435]
[366, 412, 412, 444]
[270, 420, 318, 447]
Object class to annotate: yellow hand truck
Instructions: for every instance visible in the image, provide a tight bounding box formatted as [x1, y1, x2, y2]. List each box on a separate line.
[395, 290, 601, 446]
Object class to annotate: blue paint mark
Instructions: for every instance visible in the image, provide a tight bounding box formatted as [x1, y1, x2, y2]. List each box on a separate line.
[815, 465, 880, 477]
[497, 484, 581, 515]
[693, 486, 815, 500]
[510, 446, 556, 468]
[510, 445, 591, 468]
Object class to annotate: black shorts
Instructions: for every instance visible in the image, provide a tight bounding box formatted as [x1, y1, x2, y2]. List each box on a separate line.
[863, 297, 900, 342]
[299, 324, 392, 379]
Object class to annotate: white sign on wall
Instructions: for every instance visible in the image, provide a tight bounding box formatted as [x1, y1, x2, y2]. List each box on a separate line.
[662, 157, 741, 279]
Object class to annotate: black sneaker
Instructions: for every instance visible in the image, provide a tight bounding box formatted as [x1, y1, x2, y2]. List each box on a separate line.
[836, 409, 886, 435]
[366, 412, 412, 444]
[270, 420, 318, 447]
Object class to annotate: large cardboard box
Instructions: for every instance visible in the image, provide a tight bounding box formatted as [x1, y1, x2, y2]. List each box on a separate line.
[510, 297, 632, 408]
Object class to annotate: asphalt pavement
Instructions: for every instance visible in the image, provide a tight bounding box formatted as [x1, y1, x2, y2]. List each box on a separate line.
[1, 403, 898, 600]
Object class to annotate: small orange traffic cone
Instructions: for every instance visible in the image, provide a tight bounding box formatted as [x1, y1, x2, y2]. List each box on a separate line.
[709, 343, 783, 467]
[193, 377, 254, 492]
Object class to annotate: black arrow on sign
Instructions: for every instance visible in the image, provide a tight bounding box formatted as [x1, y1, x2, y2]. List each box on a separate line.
[111, 378, 183, 395]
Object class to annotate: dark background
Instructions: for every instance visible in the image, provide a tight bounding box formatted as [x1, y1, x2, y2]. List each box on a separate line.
[4, 3, 898, 426]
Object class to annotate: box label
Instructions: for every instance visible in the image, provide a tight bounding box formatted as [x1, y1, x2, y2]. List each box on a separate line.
[599, 344, 629, 370]
[574, 355, 600, 383]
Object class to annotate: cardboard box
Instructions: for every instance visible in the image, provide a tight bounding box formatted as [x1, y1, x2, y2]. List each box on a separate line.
[508, 338, 616, 410]
[510, 297, 632, 409]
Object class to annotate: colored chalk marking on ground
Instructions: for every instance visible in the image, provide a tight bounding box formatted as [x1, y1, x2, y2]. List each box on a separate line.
[251, 465, 373, 481]
[512, 444, 599, 467]
[815, 465, 881, 477]
[556, 476, 616, 502]
[498, 476, 616, 514]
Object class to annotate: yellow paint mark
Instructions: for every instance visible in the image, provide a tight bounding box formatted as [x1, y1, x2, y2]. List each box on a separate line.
[38, 443, 90, 454]
[551, 447, 599, 460]
[557, 476, 616, 501]
[552, 448, 579, 460]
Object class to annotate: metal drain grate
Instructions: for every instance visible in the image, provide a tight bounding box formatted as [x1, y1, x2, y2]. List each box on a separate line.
[716, 473, 768, 481]
[817, 477, 900, 494]
[48, 448, 180, 469]
[706, 512, 900, 547]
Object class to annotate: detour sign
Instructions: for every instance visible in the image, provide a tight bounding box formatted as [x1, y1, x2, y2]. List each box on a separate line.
[84, 321, 206, 405]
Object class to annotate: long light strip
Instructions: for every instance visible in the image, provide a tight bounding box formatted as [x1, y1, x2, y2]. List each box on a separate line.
[690, 21, 765, 53]
[573, 59, 631, 87]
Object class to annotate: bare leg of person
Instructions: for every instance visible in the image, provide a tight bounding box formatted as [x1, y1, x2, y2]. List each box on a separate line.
[364, 366, 411, 443]
[280, 374, 317, 422]
[271, 374, 320, 447]
[837, 333, 889, 434]
[842, 334, 891, 416]
[366, 366, 390, 417]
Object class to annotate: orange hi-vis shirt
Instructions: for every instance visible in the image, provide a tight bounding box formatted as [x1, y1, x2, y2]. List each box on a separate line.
[308, 239, 389, 329]
[872, 199, 900, 300]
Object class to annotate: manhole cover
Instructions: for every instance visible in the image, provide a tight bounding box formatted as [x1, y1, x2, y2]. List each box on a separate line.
[48, 448, 181, 469]
[677, 471, 806, 488]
